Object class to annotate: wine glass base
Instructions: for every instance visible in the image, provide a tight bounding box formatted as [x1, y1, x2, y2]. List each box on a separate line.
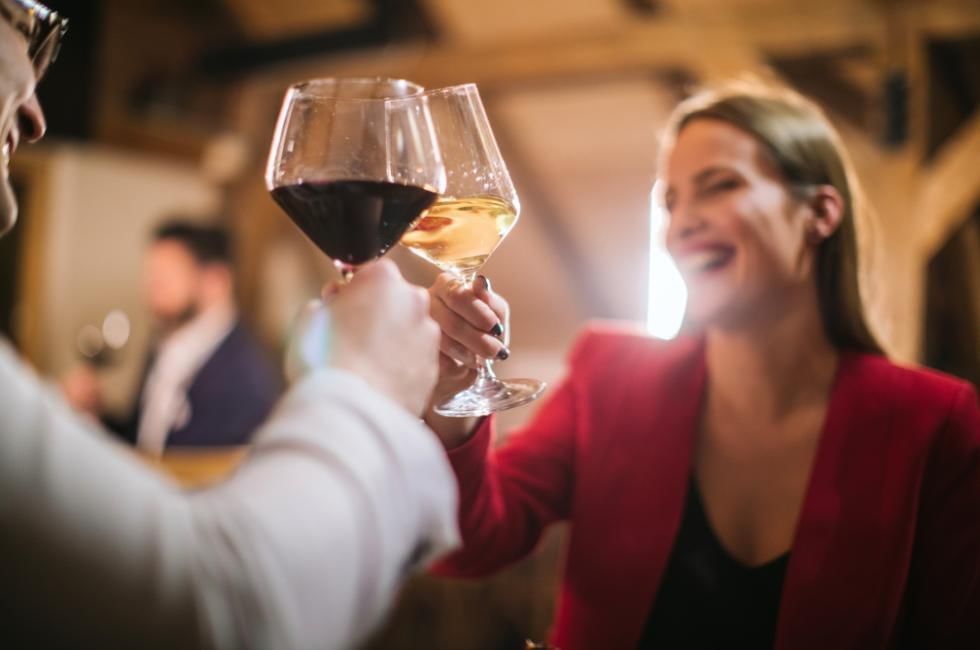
[434, 378, 546, 418]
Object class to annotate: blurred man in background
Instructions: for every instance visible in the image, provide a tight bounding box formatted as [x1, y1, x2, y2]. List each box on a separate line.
[0, 2, 458, 647]
[65, 220, 281, 453]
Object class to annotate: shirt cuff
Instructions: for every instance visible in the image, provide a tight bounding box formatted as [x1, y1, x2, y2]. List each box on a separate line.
[257, 367, 461, 565]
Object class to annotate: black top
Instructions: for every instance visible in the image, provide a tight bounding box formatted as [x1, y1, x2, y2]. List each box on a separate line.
[638, 480, 789, 649]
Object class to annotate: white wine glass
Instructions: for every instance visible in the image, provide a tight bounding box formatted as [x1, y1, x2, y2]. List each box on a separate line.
[401, 83, 546, 417]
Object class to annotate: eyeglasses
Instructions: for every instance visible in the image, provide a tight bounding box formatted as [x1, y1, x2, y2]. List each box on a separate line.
[0, 0, 68, 82]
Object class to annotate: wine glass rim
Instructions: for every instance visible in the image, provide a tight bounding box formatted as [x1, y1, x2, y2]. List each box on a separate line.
[420, 82, 480, 97]
[288, 77, 425, 100]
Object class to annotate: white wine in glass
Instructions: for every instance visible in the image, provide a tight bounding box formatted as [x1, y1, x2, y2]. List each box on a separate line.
[401, 195, 518, 277]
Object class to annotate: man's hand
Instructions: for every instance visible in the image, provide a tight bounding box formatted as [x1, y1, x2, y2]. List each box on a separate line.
[326, 260, 440, 417]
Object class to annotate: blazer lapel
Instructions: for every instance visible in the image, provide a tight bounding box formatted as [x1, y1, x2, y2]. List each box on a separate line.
[604, 336, 707, 647]
[776, 352, 919, 649]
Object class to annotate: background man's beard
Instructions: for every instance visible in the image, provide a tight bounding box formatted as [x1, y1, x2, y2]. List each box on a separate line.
[156, 302, 200, 335]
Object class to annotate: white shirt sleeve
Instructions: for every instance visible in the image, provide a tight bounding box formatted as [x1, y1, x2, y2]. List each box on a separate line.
[0, 342, 459, 649]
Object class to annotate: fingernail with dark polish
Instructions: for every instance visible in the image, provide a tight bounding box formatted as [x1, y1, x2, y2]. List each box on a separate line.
[489, 322, 504, 338]
[496, 347, 510, 361]
[478, 275, 492, 292]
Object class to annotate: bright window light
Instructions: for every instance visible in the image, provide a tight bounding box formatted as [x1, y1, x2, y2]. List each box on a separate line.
[646, 184, 687, 339]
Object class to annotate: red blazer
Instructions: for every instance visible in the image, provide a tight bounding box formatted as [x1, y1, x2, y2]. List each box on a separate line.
[435, 324, 980, 649]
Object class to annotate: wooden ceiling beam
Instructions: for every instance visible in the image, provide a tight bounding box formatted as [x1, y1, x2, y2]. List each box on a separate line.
[919, 1, 980, 39]
[242, 5, 888, 94]
[918, 108, 980, 258]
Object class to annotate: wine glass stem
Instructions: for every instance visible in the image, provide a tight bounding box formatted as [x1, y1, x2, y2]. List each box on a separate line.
[475, 357, 498, 384]
[460, 271, 502, 386]
[335, 261, 356, 284]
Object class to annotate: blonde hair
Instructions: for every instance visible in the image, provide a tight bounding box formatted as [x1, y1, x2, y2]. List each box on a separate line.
[663, 80, 882, 354]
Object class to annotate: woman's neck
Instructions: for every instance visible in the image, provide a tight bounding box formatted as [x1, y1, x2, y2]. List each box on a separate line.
[704, 293, 838, 424]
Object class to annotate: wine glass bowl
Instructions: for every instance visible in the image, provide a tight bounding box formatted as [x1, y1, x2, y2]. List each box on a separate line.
[265, 77, 445, 281]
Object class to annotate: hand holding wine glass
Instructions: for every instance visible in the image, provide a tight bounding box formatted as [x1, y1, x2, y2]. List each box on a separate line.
[428, 270, 511, 368]
[324, 259, 441, 416]
[424, 271, 516, 445]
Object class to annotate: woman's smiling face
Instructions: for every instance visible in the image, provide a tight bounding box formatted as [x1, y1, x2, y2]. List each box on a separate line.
[663, 118, 819, 330]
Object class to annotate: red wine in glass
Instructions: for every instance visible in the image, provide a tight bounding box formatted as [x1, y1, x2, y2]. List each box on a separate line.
[271, 180, 438, 279]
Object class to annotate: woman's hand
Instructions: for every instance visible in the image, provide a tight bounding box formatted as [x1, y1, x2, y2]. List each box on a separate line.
[425, 273, 510, 447]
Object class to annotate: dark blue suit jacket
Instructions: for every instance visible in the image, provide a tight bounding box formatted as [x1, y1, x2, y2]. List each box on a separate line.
[112, 322, 281, 448]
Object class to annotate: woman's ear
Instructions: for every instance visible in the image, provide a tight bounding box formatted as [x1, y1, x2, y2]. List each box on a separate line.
[805, 184, 844, 243]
